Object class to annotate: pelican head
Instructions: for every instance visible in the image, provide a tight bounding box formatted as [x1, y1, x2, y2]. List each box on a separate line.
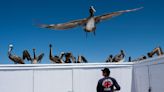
[61, 52, 65, 55]
[89, 6, 96, 17]
[90, 6, 96, 12]
[33, 48, 36, 51]
[9, 44, 13, 48]
[121, 50, 124, 53]
[9, 44, 13, 50]
[8, 44, 13, 53]
[49, 44, 52, 47]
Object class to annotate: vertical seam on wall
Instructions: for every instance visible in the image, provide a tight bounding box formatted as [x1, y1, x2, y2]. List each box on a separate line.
[33, 69, 35, 92]
[147, 65, 151, 92]
[132, 66, 136, 92]
[72, 69, 74, 92]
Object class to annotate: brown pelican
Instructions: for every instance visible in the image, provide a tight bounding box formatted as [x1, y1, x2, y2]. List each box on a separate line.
[147, 46, 163, 57]
[49, 44, 64, 63]
[128, 56, 132, 62]
[77, 55, 88, 63]
[8, 44, 25, 64]
[37, 6, 143, 35]
[62, 53, 87, 63]
[23, 49, 44, 64]
[63, 52, 77, 63]
[105, 55, 113, 62]
[131, 55, 147, 62]
[70, 53, 76, 63]
[112, 50, 125, 62]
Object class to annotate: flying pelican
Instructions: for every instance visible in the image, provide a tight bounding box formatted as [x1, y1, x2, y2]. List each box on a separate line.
[8, 44, 25, 64]
[49, 44, 64, 63]
[37, 6, 143, 35]
[23, 49, 44, 64]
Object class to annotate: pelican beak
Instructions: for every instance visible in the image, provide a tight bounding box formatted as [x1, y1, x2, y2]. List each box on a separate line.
[91, 6, 96, 12]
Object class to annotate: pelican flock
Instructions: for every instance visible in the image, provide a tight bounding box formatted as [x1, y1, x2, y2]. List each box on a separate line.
[7, 44, 164, 64]
[37, 6, 143, 35]
[8, 44, 44, 64]
[5, 6, 146, 64]
[7, 44, 89, 64]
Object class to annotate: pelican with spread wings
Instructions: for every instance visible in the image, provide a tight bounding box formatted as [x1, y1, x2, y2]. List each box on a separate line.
[37, 6, 143, 35]
[23, 49, 44, 64]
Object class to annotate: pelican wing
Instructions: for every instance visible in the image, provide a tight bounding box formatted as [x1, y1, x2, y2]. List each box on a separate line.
[23, 50, 32, 61]
[95, 7, 143, 23]
[81, 55, 88, 63]
[10, 55, 25, 64]
[37, 18, 87, 30]
[50, 56, 63, 63]
[37, 53, 44, 63]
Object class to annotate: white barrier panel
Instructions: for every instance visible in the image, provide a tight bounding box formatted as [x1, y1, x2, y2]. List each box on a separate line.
[72, 67, 133, 92]
[73, 68, 101, 92]
[0, 63, 133, 92]
[149, 63, 164, 92]
[0, 70, 33, 92]
[1, 56, 164, 92]
[132, 65, 149, 92]
[34, 69, 73, 92]
[133, 55, 164, 92]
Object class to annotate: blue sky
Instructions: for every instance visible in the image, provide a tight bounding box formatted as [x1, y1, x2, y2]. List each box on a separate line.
[0, 0, 164, 64]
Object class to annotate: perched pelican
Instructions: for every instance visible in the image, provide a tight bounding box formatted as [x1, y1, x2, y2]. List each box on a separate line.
[37, 6, 143, 35]
[112, 50, 125, 62]
[8, 44, 25, 64]
[23, 49, 44, 64]
[64, 52, 76, 63]
[105, 55, 113, 62]
[128, 56, 132, 62]
[77, 55, 88, 63]
[70, 53, 76, 63]
[147, 46, 163, 57]
[131, 55, 147, 62]
[49, 44, 64, 63]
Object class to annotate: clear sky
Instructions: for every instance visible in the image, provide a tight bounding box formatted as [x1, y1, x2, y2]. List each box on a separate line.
[0, 0, 164, 64]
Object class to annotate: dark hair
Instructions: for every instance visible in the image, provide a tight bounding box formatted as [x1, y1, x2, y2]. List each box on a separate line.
[102, 68, 110, 76]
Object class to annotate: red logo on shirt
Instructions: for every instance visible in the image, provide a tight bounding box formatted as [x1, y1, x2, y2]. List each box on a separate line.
[104, 81, 112, 88]
[102, 79, 113, 88]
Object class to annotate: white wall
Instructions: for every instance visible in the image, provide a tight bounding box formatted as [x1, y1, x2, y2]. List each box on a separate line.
[149, 63, 164, 92]
[34, 69, 73, 92]
[73, 68, 101, 92]
[0, 70, 33, 92]
[73, 67, 133, 92]
[0, 63, 133, 92]
[1, 56, 163, 92]
[133, 55, 164, 92]
[132, 65, 150, 92]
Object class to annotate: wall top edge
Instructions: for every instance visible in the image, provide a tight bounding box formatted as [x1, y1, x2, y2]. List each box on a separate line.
[0, 62, 134, 70]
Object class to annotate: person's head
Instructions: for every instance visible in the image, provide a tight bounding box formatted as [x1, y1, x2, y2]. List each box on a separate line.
[101, 68, 110, 77]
